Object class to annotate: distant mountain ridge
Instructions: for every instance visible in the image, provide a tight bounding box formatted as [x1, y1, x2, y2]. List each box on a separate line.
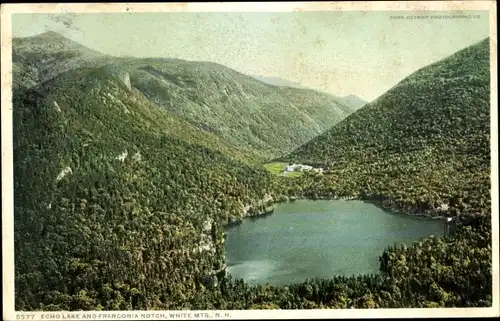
[252, 74, 368, 109]
[336, 94, 368, 110]
[127, 60, 359, 159]
[251, 75, 310, 89]
[13, 31, 362, 160]
[13, 31, 115, 89]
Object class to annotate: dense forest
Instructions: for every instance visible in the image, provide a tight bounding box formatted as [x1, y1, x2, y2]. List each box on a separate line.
[285, 38, 491, 219]
[13, 65, 279, 310]
[12, 32, 493, 311]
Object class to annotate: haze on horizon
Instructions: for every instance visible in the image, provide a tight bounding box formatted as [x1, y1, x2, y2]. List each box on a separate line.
[12, 10, 489, 101]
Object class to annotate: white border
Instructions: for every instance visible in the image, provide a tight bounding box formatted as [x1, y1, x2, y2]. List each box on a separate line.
[1, 2, 498, 320]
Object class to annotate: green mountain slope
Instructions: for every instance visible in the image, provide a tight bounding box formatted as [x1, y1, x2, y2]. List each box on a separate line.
[285, 38, 491, 218]
[12, 32, 493, 311]
[13, 31, 115, 90]
[13, 32, 359, 161]
[107, 58, 356, 160]
[13, 57, 492, 310]
[13, 65, 280, 310]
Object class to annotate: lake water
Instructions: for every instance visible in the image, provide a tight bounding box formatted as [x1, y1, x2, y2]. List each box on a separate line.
[225, 200, 444, 286]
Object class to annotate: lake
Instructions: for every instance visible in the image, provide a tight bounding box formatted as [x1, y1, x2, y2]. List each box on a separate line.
[225, 200, 444, 286]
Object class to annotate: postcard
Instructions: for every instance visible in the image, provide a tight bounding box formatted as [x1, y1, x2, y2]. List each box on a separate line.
[1, 1, 498, 320]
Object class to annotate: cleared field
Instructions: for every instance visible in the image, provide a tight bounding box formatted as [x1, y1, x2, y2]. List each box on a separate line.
[263, 162, 304, 177]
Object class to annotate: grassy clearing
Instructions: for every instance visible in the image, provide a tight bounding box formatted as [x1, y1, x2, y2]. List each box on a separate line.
[263, 162, 304, 177]
[263, 162, 288, 174]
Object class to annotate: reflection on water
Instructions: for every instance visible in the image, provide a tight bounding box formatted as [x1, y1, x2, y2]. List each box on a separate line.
[227, 260, 281, 282]
[225, 200, 444, 286]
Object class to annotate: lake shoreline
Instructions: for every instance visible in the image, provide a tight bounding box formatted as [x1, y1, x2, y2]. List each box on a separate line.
[224, 198, 446, 286]
[229, 194, 448, 228]
[220, 192, 448, 283]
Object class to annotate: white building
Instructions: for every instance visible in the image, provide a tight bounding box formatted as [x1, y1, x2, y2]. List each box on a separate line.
[285, 164, 313, 172]
[299, 165, 313, 171]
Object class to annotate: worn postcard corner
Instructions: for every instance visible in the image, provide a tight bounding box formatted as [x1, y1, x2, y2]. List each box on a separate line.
[1, 1, 499, 321]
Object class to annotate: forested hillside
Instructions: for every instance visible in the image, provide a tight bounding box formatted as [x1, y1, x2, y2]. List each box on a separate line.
[252, 38, 492, 308]
[13, 65, 280, 310]
[12, 33, 493, 311]
[13, 32, 359, 161]
[127, 59, 356, 159]
[286, 38, 491, 219]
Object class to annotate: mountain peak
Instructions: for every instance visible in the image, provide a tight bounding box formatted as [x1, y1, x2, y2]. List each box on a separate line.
[14, 30, 104, 57]
[38, 30, 65, 37]
[16, 30, 69, 41]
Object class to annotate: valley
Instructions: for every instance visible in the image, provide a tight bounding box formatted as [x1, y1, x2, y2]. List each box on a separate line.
[11, 30, 493, 311]
[13, 32, 359, 162]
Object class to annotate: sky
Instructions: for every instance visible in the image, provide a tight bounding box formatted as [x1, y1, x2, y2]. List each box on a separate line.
[12, 10, 490, 101]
